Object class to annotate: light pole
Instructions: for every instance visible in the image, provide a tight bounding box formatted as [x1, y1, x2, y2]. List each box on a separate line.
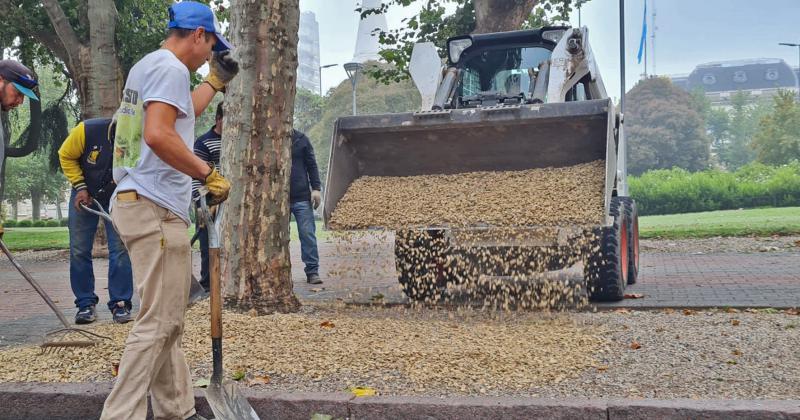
[779, 42, 800, 101]
[344, 62, 364, 116]
[318, 63, 337, 97]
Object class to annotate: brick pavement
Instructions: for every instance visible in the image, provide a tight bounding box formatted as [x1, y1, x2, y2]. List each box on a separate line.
[1, 237, 799, 347]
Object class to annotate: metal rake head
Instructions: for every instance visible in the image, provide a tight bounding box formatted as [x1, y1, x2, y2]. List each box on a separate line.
[40, 328, 110, 354]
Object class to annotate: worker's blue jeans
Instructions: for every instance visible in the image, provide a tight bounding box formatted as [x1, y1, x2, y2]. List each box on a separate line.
[68, 189, 133, 311]
[290, 200, 319, 276]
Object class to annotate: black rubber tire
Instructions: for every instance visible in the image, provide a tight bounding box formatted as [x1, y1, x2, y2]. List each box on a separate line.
[617, 197, 640, 285]
[585, 198, 628, 302]
[395, 230, 450, 301]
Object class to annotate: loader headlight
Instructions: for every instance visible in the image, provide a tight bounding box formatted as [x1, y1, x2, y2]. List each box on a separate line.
[448, 37, 473, 64]
[542, 29, 566, 44]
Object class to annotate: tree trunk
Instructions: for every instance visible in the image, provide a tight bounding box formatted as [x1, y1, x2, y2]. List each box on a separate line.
[55, 193, 62, 220]
[86, 0, 122, 118]
[221, 0, 301, 314]
[31, 192, 41, 221]
[473, 0, 536, 34]
[12, 202, 18, 220]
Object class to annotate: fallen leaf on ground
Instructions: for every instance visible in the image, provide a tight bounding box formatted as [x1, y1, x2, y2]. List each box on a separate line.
[248, 375, 270, 385]
[310, 288, 323, 293]
[320, 321, 335, 328]
[726, 360, 737, 365]
[624, 294, 644, 299]
[785, 308, 799, 316]
[630, 341, 642, 350]
[614, 308, 631, 314]
[725, 308, 739, 313]
[731, 319, 740, 326]
[683, 309, 696, 316]
[310, 415, 333, 420]
[349, 386, 377, 397]
[662, 308, 675, 314]
[232, 370, 246, 381]
[732, 349, 742, 356]
[597, 365, 608, 372]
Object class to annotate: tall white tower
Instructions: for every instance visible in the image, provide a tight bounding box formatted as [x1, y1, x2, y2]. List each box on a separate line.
[352, 0, 388, 63]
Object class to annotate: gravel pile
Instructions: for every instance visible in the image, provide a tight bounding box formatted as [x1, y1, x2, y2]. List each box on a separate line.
[0, 303, 607, 393]
[329, 161, 605, 230]
[1, 306, 797, 400]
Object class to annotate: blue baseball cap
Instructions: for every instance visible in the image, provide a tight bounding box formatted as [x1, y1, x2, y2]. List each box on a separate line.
[0, 60, 38, 101]
[168, 1, 233, 52]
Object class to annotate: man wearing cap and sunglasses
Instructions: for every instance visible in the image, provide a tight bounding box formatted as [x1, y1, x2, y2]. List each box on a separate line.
[0, 60, 39, 193]
[100, 2, 238, 419]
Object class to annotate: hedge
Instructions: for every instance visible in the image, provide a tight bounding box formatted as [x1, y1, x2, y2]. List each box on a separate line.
[3, 220, 17, 227]
[16, 220, 32, 227]
[630, 161, 800, 216]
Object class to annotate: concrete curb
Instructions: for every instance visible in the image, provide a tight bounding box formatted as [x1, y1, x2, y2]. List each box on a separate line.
[0, 382, 798, 420]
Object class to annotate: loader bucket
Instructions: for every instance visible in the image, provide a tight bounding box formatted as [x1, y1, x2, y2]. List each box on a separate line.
[323, 98, 617, 229]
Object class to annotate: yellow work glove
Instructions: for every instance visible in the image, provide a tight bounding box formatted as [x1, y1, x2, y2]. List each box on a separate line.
[204, 51, 240, 92]
[202, 166, 231, 206]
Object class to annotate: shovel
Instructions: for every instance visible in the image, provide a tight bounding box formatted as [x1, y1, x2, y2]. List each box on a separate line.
[80, 199, 207, 304]
[198, 195, 259, 420]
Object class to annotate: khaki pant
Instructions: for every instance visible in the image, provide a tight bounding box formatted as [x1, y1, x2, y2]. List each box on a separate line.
[101, 195, 195, 420]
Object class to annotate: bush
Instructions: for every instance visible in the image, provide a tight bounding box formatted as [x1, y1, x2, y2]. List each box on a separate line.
[630, 161, 800, 215]
[32, 220, 47, 227]
[16, 220, 32, 227]
[45, 220, 60, 227]
[59, 218, 69, 227]
[3, 219, 17, 227]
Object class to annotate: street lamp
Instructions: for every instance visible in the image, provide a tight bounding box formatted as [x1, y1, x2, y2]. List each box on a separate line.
[343, 61, 364, 116]
[318, 63, 337, 97]
[779, 42, 800, 101]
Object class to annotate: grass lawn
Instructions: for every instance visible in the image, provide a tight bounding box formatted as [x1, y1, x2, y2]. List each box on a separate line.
[1, 223, 331, 251]
[639, 207, 800, 239]
[2, 207, 798, 251]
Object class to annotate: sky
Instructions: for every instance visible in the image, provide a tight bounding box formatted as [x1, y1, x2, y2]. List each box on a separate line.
[301, 0, 800, 100]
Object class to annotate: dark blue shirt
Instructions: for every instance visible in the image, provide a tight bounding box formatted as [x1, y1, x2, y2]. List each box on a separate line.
[290, 130, 322, 203]
[191, 125, 222, 201]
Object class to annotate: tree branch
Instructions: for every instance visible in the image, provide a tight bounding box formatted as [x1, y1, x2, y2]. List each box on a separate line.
[473, 0, 537, 34]
[41, 0, 84, 69]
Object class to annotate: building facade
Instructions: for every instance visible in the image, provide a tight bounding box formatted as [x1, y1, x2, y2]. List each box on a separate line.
[671, 58, 798, 107]
[298, 11, 321, 94]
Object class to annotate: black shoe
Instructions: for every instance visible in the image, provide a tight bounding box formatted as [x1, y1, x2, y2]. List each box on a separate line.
[111, 302, 132, 324]
[185, 414, 208, 420]
[307, 274, 322, 284]
[75, 305, 97, 324]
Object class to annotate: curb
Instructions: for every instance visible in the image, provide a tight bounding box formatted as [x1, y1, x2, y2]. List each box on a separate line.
[0, 382, 798, 420]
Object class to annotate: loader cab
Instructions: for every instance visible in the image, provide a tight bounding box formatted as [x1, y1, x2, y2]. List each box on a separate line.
[447, 27, 574, 108]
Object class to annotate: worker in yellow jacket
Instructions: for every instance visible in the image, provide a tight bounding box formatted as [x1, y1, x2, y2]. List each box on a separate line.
[58, 119, 133, 324]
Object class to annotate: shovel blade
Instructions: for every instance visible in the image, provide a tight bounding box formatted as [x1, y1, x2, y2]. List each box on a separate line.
[188, 274, 207, 305]
[206, 380, 259, 420]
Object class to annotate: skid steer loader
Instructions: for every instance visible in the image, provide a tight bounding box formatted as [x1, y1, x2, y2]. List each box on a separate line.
[323, 27, 640, 302]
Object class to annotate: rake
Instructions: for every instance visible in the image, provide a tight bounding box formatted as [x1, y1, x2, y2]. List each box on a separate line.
[0, 230, 109, 353]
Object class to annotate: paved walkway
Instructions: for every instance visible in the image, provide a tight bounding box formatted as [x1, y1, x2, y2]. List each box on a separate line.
[1, 237, 799, 347]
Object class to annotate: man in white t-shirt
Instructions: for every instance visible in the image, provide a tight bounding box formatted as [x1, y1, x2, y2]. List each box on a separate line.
[101, 2, 238, 419]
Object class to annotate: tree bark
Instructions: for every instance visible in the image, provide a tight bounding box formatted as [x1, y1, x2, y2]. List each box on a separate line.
[473, 0, 537, 34]
[221, 0, 301, 314]
[86, 0, 122, 117]
[11, 202, 17, 220]
[31, 192, 41, 221]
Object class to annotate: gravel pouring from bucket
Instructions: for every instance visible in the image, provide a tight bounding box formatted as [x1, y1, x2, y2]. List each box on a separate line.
[198, 194, 259, 420]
